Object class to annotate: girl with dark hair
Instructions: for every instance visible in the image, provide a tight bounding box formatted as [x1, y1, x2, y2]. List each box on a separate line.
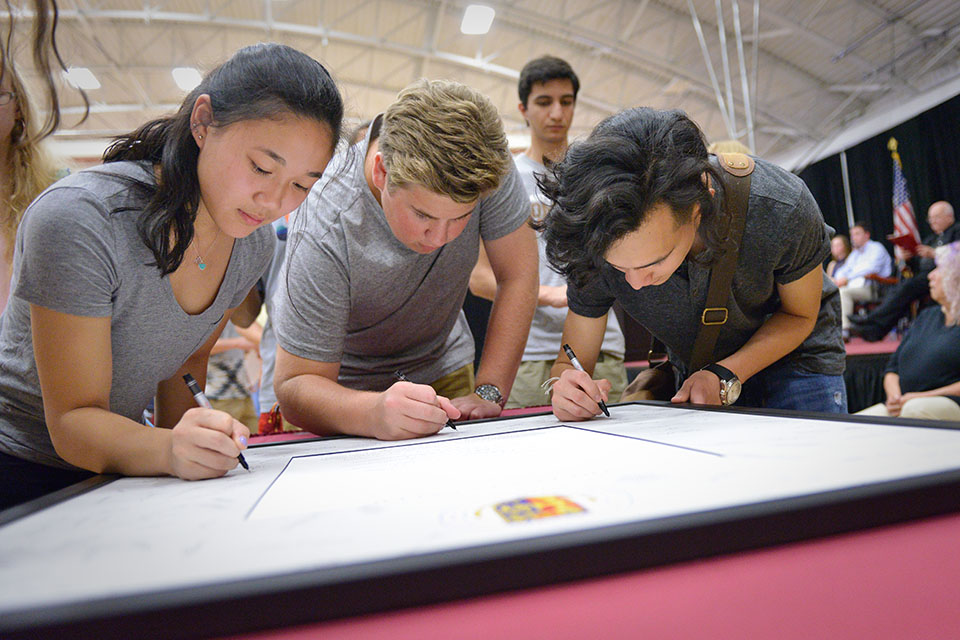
[540, 107, 847, 421]
[0, 42, 343, 509]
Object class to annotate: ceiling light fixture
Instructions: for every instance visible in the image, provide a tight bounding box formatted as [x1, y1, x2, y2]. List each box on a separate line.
[461, 4, 495, 35]
[172, 67, 203, 92]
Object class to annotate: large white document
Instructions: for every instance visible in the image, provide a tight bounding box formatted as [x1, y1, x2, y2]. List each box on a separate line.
[2, 404, 960, 630]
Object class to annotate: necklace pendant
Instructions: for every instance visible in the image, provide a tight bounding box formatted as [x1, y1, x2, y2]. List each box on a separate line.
[193, 227, 219, 272]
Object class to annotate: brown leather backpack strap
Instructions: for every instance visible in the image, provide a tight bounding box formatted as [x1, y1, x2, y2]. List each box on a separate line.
[716, 152, 754, 177]
[688, 153, 755, 372]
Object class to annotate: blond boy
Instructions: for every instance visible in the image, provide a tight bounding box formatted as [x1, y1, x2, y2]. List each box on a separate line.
[273, 80, 538, 439]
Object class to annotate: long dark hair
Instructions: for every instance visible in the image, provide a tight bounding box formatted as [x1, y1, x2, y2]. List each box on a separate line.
[538, 107, 726, 290]
[102, 42, 343, 275]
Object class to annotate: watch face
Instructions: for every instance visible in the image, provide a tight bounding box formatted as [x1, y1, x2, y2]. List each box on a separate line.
[725, 379, 742, 405]
[475, 384, 504, 407]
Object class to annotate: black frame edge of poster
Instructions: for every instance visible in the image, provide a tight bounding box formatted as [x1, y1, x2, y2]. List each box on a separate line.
[3, 402, 960, 638]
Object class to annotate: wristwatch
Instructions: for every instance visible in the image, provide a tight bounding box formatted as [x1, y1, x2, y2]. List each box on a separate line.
[700, 363, 742, 406]
[474, 383, 505, 409]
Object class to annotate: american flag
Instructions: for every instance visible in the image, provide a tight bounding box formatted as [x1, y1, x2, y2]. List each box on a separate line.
[889, 137, 921, 243]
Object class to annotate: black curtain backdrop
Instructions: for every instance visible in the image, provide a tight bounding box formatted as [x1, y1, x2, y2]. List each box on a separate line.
[799, 92, 960, 248]
[798, 154, 846, 234]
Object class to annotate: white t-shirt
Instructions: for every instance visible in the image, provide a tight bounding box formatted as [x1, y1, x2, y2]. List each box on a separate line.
[514, 153, 624, 361]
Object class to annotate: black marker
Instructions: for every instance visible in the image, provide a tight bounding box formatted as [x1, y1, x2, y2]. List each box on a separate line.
[182, 373, 250, 471]
[562, 344, 611, 417]
[394, 370, 457, 431]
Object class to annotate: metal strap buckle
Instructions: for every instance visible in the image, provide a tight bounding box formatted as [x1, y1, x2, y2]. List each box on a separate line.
[701, 307, 728, 326]
[647, 349, 669, 366]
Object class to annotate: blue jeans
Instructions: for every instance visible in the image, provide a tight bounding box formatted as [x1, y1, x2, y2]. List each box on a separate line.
[736, 364, 848, 413]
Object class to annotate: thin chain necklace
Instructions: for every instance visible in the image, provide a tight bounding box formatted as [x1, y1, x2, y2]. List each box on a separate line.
[193, 227, 220, 271]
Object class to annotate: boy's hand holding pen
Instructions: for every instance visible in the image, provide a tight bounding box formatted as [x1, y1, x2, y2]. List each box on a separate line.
[394, 371, 458, 431]
[551, 344, 612, 421]
[368, 371, 460, 440]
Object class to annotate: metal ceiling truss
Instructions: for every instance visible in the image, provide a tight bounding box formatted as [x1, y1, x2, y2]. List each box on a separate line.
[3, 0, 959, 163]
[12, 0, 820, 146]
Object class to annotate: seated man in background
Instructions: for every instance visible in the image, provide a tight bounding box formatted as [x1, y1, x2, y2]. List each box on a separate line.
[272, 79, 538, 440]
[830, 220, 893, 338]
[850, 201, 960, 341]
[470, 55, 626, 409]
[856, 242, 960, 420]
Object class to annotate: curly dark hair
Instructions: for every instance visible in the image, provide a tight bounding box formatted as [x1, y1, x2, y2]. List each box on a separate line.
[538, 107, 728, 290]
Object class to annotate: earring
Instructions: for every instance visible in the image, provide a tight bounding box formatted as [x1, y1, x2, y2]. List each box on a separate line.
[197, 134, 203, 140]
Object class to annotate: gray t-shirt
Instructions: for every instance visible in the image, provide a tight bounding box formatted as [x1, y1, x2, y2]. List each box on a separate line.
[0, 161, 274, 468]
[566, 156, 845, 377]
[514, 153, 624, 361]
[257, 217, 289, 412]
[273, 141, 529, 391]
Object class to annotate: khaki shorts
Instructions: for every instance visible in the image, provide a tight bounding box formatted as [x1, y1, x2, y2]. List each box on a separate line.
[430, 364, 476, 400]
[209, 396, 259, 433]
[506, 352, 627, 409]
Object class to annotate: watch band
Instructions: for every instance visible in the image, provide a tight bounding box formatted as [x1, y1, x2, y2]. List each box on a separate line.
[701, 363, 737, 382]
[700, 363, 741, 406]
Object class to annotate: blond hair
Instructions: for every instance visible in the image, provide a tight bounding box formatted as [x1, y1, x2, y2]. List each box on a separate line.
[3, 65, 58, 264]
[379, 79, 511, 203]
[706, 139, 752, 155]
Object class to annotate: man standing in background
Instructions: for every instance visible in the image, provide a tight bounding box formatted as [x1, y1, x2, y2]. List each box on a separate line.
[470, 56, 627, 408]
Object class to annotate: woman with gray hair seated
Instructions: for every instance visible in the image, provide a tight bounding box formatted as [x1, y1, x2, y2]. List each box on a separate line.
[857, 241, 960, 420]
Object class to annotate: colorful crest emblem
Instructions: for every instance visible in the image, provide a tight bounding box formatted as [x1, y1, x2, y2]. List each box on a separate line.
[493, 496, 586, 523]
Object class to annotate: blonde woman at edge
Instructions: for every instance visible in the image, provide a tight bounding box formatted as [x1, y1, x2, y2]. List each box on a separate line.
[0, 64, 59, 311]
